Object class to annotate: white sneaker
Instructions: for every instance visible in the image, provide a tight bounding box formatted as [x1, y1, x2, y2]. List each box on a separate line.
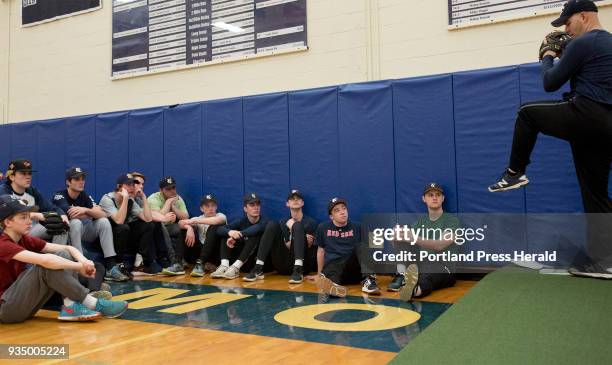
[223, 265, 240, 279]
[211, 265, 229, 278]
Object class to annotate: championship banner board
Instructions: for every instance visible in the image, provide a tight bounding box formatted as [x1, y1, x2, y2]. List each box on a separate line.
[112, 0, 308, 78]
[448, 0, 612, 29]
[22, 0, 102, 27]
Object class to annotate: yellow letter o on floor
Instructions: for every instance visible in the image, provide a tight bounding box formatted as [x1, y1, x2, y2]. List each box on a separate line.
[274, 303, 420, 332]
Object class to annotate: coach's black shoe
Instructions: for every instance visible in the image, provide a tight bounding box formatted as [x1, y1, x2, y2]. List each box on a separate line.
[387, 273, 405, 292]
[243, 264, 264, 282]
[488, 169, 529, 192]
[361, 275, 381, 295]
[289, 265, 304, 284]
[568, 262, 612, 280]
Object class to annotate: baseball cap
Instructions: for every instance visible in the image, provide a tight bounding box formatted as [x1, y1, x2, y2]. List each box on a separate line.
[159, 176, 176, 189]
[116, 173, 136, 185]
[0, 194, 38, 221]
[551, 0, 598, 27]
[243, 192, 261, 205]
[6, 159, 36, 176]
[65, 167, 86, 180]
[423, 182, 445, 195]
[287, 189, 304, 200]
[200, 194, 217, 205]
[328, 197, 347, 214]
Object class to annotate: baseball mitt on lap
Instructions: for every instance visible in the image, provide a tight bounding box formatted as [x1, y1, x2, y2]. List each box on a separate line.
[539, 31, 572, 61]
[41, 212, 69, 236]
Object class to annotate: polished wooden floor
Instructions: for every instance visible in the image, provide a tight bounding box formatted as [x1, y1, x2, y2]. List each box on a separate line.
[1, 272, 477, 365]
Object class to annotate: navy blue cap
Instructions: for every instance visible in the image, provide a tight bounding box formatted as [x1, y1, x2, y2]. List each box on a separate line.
[159, 176, 176, 189]
[423, 182, 444, 195]
[327, 197, 347, 214]
[116, 173, 135, 185]
[243, 192, 260, 205]
[65, 167, 86, 180]
[0, 194, 38, 221]
[200, 194, 217, 205]
[287, 189, 304, 200]
[6, 159, 36, 176]
[551, 0, 598, 27]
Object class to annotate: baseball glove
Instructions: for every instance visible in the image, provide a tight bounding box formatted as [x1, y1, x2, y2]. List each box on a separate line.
[539, 31, 572, 61]
[41, 212, 69, 236]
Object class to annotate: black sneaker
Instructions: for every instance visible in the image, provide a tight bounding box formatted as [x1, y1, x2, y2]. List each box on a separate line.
[141, 262, 162, 276]
[569, 262, 612, 280]
[243, 264, 264, 282]
[387, 273, 405, 292]
[488, 170, 529, 192]
[361, 275, 381, 295]
[288, 265, 303, 284]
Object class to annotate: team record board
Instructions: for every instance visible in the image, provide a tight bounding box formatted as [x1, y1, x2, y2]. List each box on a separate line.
[112, 0, 307, 78]
[448, 0, 612, 29]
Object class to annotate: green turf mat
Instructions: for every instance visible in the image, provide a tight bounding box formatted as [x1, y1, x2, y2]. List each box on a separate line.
[391, 267, 612, 365]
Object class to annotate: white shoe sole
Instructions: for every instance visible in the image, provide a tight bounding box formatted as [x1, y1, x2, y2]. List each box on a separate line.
[488, 179, 529, 192]
[242, 274, 264, 282]
[58, 312, 102, 321]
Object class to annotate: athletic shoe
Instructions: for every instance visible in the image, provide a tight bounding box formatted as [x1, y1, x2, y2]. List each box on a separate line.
[104, 264, 129, 282]
[191, 260, 205, 277]
[361, 275, 381, 295]
[182, 259, 190, 269]
[211, 265, 229, 278]
[288, 265, 303, 284]
[141, 262, 162, 276]
[161, 263, 186, 276]
[243, 264, 264, 281]
[204, 262, 217, 273]
[488, 170, 529, 192]
[90, 290, 113, 300]
[57, 302, 101, 321]
[387, 273, 405, 292]
[118, 263, 133, 278]
[223, 265, 240, 279]
[95, 298, 129, 318]
[568, 262, 612, 280]
[158, 257, 172, 270]
[400, 264, 419, 302]
[317, 274, 347, 298]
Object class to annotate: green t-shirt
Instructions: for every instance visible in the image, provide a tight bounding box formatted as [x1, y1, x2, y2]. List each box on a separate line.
[411, 212, 460, 270]
[147, 192, 188, 216]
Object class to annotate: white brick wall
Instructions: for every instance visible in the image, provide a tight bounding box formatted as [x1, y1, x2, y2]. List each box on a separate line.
[1, 0, 611, 123]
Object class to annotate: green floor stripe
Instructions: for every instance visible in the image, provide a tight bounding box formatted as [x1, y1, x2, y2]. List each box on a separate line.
[391, 267, 612, 365]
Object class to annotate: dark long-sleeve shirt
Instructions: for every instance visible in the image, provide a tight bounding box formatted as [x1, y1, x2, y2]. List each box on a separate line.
[541, 29, 612, 105]
[217, 215, 270, 238]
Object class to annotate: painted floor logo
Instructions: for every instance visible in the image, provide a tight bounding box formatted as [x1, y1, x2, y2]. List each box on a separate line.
[111, 280, 450, 352]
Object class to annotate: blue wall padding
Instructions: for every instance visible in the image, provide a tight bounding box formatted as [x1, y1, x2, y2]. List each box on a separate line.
[338, 81, 396, 218]
[288, 86, 340, 222]
[243, 93, 290, 220]
[64, 115, 97, 198]
[454, 66, 525, 213]
[36, 119, 65, 199]
[128, 107, 165, 197]
[2, 62, 602, 224]
[163, 103, 203, 217]
[202, 98, 244, 219]
[0, 124, 10, 168]
[393, 75, 457, 214]
[96, 112, 130, 198]
[518, 63, 582, 213]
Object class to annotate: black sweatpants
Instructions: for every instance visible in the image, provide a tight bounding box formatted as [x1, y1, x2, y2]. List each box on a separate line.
[509, 96, 612, 213]
[508, 96, 612, 262]
[196, 225, 222, 265]
[255, 221, 317, 275]
[110, 219, 156, 266]
[414, 264, 456, 298]
[321, 244, 373, 285]
[220, 234, 261, 273]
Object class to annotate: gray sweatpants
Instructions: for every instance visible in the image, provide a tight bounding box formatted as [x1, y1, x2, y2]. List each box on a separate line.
[30, 222, 68, 245]
[68, 218, 116, 258]
[0, 251, 89, 324]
